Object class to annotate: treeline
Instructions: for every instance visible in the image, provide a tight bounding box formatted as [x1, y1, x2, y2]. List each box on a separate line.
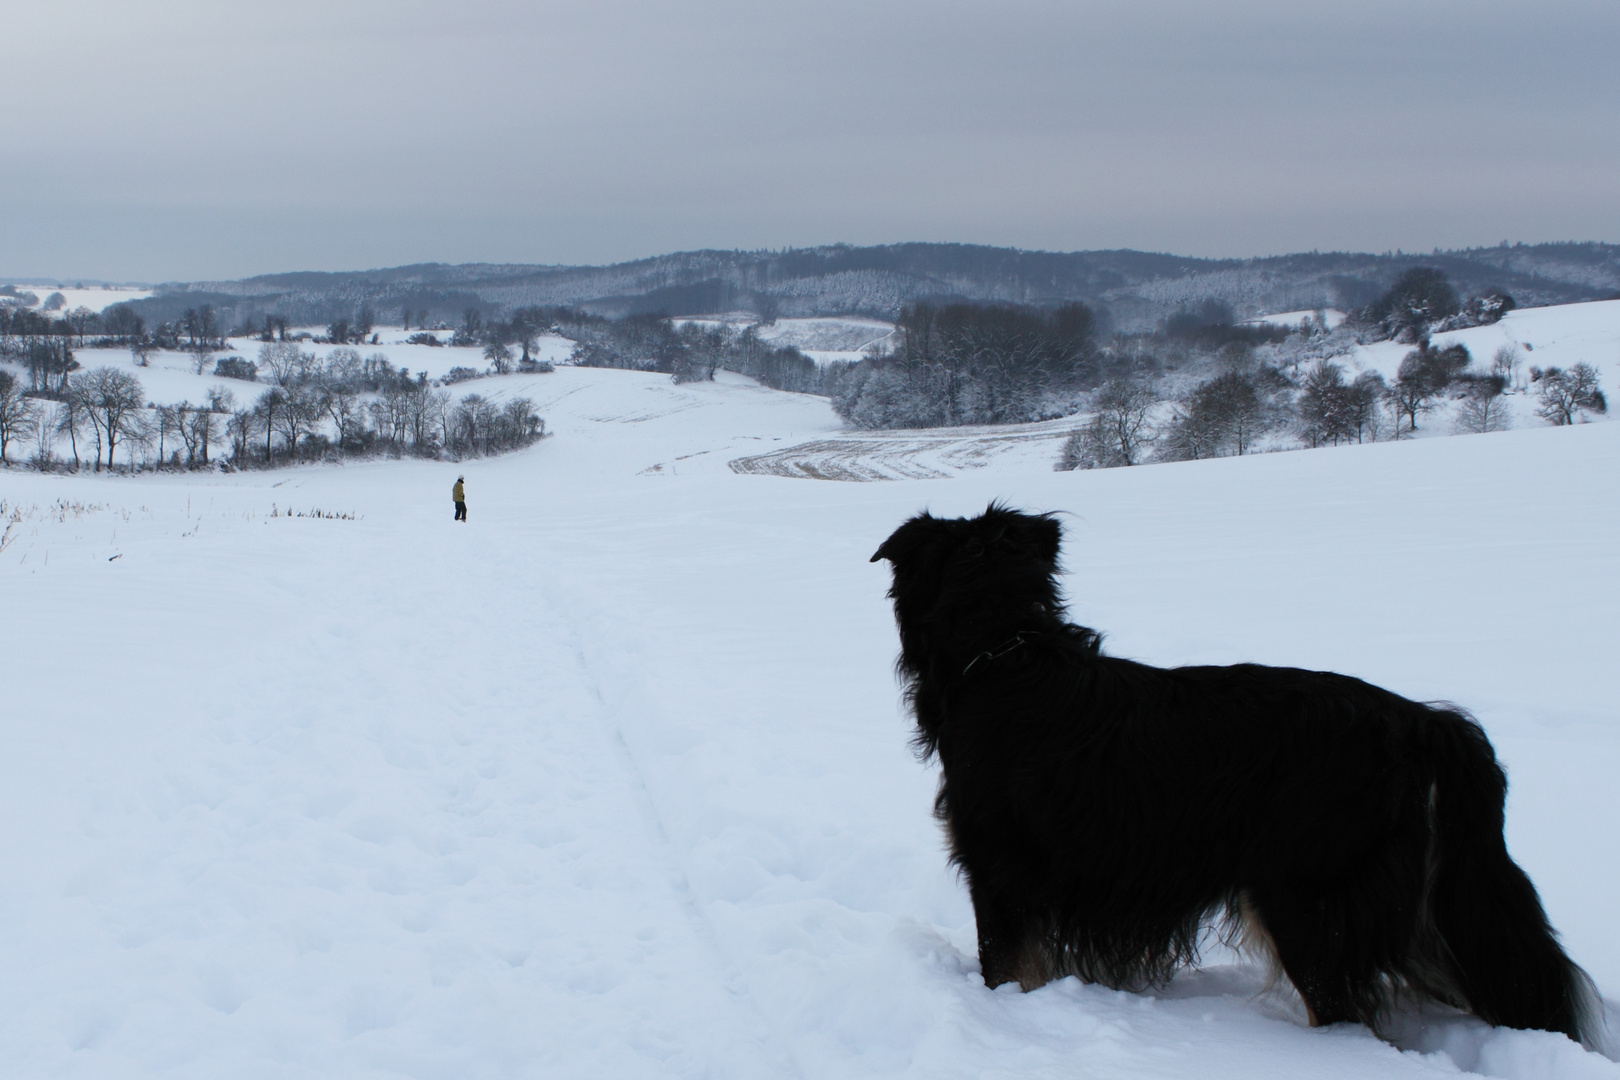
[1057, 343, 1604, 471]
[0, 342, 546, 472]
[832, 302, 1098, 428]
[550, 300, 1107, 427]
[1, 299, 234, 358]
[529, 307, 852, 395]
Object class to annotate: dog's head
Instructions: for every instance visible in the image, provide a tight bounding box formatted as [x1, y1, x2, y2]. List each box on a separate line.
[872, 503, 1065, 664]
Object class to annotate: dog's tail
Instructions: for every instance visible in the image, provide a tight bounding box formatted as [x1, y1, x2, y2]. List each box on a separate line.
[1425, 709, 1608, 1050]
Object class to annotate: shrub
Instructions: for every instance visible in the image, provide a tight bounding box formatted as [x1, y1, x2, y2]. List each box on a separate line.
[214, 357, 258, 381]
[1365, 268, 1460, 342]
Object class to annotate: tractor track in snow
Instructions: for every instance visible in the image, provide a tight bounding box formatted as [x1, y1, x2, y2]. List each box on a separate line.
[727, 420, 1075, 481]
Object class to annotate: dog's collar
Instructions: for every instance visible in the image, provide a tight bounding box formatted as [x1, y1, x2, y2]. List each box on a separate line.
[963, 631, 1039, 675]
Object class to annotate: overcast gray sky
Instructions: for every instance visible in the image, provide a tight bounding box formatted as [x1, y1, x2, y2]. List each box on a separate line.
[3, 0, 1617, 281]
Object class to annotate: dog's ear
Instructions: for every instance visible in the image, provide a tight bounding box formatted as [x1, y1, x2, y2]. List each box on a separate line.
[871, 515, 940, 564]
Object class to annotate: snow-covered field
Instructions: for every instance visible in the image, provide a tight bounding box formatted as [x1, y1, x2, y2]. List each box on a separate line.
[1341, 299, 1620, 428]
[1250, 308, 1348, 330]
[4, 345, 1620, 1077]
[756, 317, 896, 367]
[4, 284, 153, 313]
[671, 315, 895, 367]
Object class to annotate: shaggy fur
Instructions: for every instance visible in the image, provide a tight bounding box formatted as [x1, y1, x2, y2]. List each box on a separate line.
[872, 503, 1601, 1044]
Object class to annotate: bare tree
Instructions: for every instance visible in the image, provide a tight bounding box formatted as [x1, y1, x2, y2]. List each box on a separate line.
[258, 341, 310, 386]
[31, 401, 60, 469]
[321, 383, 364, 454]
[1058, 379, 1157, 469]
[27, 336, 77, 394]
[68, 367, 145, 471]
[65, 306, 97, 347]
[187, 390, 232, 466]
[1454, 376, 1512, 434]
[227, 406, 259, 461]
[484, 340, 514, 375]
[1390, 341, 1470, 432]
[324, 347, 364, 385]
[155, 404, 184, 465]
[56, 394, 87, 470]
[271, 385, 322, 459]
[1348, 372, 1386, 443]
[1533, 363, 1607, 425]
[412, 388, 450, 450]
[510, 308, 542, 364]
[1157, 394, 1226, 461]
[372, 384, 411, 448]
[254, 387, 288, 461]
[1490, 343, 1523, 392]
[0, 370, 37, 463]
[1386, 371, 1434, 436]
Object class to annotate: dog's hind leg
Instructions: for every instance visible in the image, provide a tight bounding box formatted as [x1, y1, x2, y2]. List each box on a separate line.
[1246, 885, 1389, 1028]
[1247, 839, 1430, 1031]
[970, 881, 1049, 991]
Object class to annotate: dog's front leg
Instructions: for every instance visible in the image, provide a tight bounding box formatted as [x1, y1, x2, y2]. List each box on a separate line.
[970, 881, 1047, 991]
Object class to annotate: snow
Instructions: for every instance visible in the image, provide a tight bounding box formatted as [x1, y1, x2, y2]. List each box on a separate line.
[1285, 299, 1620, 437]
[1342, 300, 1620, 387]
[671, 315, 895, 367]
[4, 333, 1620, 1077]
[755, 317, 896, 355]
[6, 284, 153, 313]
[38, 332, 580, 415]
[1427, 300, 1620, 377]
[1250, 308, 1348, 330]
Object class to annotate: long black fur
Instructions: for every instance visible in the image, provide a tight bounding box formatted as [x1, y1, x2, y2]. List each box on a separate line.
[872, 503, 1601, 1044]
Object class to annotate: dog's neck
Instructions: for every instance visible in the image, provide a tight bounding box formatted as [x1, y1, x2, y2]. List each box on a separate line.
[896, 595, 1068, 681]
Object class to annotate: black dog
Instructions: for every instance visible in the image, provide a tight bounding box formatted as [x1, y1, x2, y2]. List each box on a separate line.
[872, 503, 1600, 1044]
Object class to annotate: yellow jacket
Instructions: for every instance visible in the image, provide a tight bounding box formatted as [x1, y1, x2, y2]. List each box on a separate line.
[452, 480, 465, 502]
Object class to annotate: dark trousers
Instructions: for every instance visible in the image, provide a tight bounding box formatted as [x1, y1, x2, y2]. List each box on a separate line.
[454, 501, 467, 521]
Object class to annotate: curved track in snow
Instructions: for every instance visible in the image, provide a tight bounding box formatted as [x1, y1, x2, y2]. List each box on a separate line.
[728, 420, 1074, 481]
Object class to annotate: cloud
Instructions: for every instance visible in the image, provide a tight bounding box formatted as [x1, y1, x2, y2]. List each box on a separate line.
[4, 0, 1617, 279]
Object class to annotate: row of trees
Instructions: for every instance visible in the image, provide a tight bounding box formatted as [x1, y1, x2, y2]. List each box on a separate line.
[1, 301, 231, 368]
[219, 382, 543, 466]
[1057, 349, 1607, 471]
[0, 366, 155, 470]
[557, 309, 852, 395]
[0, 360, 546, 471]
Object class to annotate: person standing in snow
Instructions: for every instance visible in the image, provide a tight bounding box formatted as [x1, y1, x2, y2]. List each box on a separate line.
[452, 475, 467, 521]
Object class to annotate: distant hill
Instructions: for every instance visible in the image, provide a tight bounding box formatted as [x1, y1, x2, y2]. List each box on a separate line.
[124, 242, 1620, 332]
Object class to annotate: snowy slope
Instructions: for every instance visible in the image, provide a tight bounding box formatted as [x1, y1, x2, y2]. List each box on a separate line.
[3, 364, 1620, 1079]
[1249, 308, 1348, 330]
[6, 285, 154, 313]
[1339, 300, 1620, 434]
